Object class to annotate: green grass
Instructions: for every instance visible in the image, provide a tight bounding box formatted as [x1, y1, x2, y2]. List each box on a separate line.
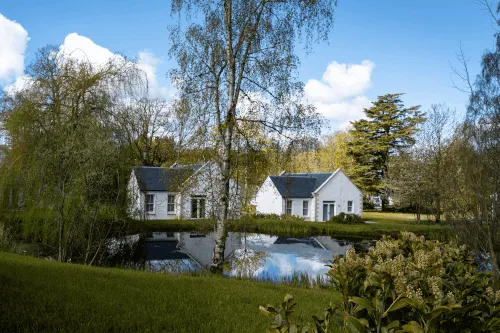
[362, 211, 431, 224]
[127, 212, 448, 241]
[0, 251, 335, 333]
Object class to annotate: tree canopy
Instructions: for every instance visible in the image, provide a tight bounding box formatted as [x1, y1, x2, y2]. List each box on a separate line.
[348, 93, 425, 197]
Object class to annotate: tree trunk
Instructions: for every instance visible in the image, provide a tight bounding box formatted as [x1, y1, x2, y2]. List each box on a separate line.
[436, 195, 441, 223]
[210, 132, 232, 273]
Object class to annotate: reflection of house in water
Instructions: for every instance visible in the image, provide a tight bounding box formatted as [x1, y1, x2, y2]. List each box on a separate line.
[272, 236, 352, 254]
[142, 232, 358, 278]
[313, 236, 353, 255]
[145, 232, 243, 272]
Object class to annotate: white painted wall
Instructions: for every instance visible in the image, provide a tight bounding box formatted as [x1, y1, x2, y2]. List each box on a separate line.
[127, 171, 180, 220]
[254, 177, 282, 215]
[314, 170, 363, 221]
[282, 198, 312, 221]
[177, 232, 242, 266]
[128, 162, 243, 220]
[127, 171, 142, 218]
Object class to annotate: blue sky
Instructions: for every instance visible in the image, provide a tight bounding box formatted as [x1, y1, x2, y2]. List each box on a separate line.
[0, 0, 497, 130]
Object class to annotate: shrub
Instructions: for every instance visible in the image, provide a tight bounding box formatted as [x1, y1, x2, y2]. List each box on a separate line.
[261, 232, 500, 332]
[248, 213, 305, 222]
[328, 212, 364, 224]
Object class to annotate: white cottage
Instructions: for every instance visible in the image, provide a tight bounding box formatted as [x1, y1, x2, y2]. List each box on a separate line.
[254, 169, 362, 221]
[128, 162, 241, 220]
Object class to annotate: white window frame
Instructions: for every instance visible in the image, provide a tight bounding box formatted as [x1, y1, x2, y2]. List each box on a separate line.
[303, 200, 309, 216]
[167, 194, 175, 213]
[285, 200, 292, 215]
[146, 194, 155, 214]
[347, 200, 353, 213]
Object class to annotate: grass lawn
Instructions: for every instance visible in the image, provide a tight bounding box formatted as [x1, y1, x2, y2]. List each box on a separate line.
[0, 251, 335, 333]
[362, 211, 430, 224]
[127, 211, 448, 241]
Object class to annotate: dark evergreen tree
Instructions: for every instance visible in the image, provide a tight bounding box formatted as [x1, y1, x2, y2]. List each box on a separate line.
[348, 93, 425, 205]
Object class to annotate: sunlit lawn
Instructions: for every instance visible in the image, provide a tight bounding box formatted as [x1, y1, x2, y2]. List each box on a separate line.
[362, 211, 431, 224]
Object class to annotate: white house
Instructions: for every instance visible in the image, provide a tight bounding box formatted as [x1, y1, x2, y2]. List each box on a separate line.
[128, 162, 241, 220]
[254, 169, 363, 222]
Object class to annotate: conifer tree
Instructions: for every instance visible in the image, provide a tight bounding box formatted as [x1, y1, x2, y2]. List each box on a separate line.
[348, 93, 425, 206]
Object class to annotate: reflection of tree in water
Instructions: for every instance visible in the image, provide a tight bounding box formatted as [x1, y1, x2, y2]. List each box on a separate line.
[224, 233, 269, 277]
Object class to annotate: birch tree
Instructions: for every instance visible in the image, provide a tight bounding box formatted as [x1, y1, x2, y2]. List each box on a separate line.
[169, 0, 336, 273]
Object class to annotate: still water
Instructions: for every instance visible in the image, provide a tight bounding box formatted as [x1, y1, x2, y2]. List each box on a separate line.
[110, 232, 364, 281]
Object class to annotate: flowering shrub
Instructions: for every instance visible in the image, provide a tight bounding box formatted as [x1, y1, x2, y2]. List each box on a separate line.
[261, 232, 500, 332]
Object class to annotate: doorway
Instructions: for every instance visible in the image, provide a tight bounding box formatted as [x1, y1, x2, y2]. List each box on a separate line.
[322, 201, 335, 221]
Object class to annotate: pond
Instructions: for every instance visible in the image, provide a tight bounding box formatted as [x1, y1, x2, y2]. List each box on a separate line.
[108, 231, 372, 282]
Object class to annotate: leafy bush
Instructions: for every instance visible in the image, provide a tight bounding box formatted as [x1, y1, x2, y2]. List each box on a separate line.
[329, 212, 364, 224]
[261, 232, 500, 332]
[249, 213, 305, 222]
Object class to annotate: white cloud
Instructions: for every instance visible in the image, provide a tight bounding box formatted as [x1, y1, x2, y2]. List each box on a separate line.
[0, 13, 29, 83]
[59, 33, 118, 67]
[305, 60, 375, 130]
[137, 51, 174, 99]
[305, 60, 374, 103]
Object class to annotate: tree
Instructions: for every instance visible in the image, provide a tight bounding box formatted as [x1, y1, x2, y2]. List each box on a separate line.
[388, 104, 456, 222]
[289, 131, 358, 175]
[0, 46, 142, 263]
[115, 96, 172, 167]
[418, 104, 456, 222]
[348, 93, 425, 207]
[388, 152, 429, 223]
[446, 0, 500, 277]
[169, 0, 336, 273]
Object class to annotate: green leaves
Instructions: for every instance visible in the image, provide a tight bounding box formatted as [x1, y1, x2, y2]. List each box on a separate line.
[345, 316, 367, 333]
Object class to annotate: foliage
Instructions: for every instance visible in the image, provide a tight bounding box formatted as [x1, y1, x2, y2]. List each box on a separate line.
[250, 213, 306, 221]
[128, 212, 449, 242]
[388, 104, 456, 223]
[328, 213, 364, 225]
[444, 1, 500, 278]
[348, 94, 425, 201]
[289, 131, 358, 176]
[0, 46, 140, 263]
[262, 232, 500, 332]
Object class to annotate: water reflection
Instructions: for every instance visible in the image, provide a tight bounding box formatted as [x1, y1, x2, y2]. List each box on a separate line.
[110, 232, 356, 281]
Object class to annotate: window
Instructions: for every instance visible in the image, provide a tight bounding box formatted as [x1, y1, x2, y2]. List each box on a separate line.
[347, 201, 353, 213]
[191, 197, 206, 219]
[167, 194, 175, 213]
[146, 194, 155, 213]
[285, 200, 292, 215]
[303, 201, 309, 216]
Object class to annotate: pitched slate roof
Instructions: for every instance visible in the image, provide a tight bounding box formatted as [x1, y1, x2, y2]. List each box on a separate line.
[269, 172, 333, 198]
[134, 163, 204, 192]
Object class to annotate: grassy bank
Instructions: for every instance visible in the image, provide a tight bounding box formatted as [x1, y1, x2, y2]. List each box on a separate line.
[127, 211, 448, 240]
[0, 251, 334, 333]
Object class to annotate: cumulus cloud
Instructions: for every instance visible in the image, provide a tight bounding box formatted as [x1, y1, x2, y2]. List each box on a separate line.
[0, 13, 29, 83]
[305, 60, 375, 130]
[305, 60, 374, 103]
[59, 33, 118, 66]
